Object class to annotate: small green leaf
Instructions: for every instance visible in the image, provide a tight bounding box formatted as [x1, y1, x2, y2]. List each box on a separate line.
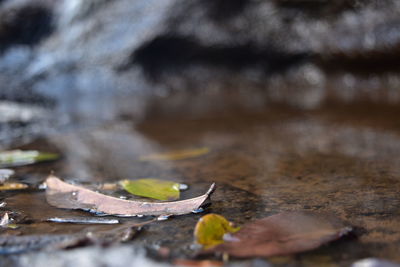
[1, 212, 20, 230]
[120, 178, 181, 201]
[139, 147, 210, 161]
[194, 214, 240, 249]
[0, 150, 59, 168]
[6, 224, 19, 229]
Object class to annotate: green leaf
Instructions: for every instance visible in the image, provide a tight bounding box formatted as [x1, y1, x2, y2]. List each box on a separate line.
[139, 147, 210, 161]
[120, 178, 181, 201]
[0, 150, 59, 168]
[0, 212, 18, 229]
[6, 224, 19, 229]
[194, 214, 240, 249]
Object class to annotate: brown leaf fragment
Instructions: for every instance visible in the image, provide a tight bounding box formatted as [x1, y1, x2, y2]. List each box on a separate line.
[206, 211, 352, 258]
[174, 259, 223, 267]
[0, 212, 9, 227]
[99, 183, 119, 191]
[45, 175, 215, 217]
[0, 212, 18, 229]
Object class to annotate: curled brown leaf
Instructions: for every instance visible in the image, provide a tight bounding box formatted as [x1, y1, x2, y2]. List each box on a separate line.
[206, 211, 352, 258]
[45, 175, 215, 217]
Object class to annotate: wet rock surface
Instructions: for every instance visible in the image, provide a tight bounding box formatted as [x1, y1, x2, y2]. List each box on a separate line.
[1, 104, 400, 266]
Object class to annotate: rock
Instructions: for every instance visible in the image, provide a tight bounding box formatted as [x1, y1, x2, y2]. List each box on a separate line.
[6, 245, 170, 267]
[0, 0, 399, 128]
[351, 258, 400, 267]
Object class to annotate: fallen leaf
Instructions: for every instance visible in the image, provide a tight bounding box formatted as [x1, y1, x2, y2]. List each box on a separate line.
[46, 175, 215, 217]
[206, 211, 352, 258]
[99, 183, 119, 191]
[5, 224, 19, 229]
[0, 213, 9, 227]
[194, 214, 240, 249]
[0, 150, 59, 168]
[174, 259, 223, 267]
[120, 178, 181, 201]
[0, 213, 18, 229]
[0, 183, 29, 191]
[139, 147, 210, 161]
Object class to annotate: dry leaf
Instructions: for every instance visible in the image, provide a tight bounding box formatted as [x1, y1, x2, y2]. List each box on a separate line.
[45, 175, 215, 217]
[194, 214, 240, 249]
[120, 178, 181, 201]
[0, 213, 9, 227]
[206, 211, 352, 258]
[99, 183, 119, 191]
[139, 147, 210, 161]
[0, 183, 29, 191]
[0, 213, 18, 229]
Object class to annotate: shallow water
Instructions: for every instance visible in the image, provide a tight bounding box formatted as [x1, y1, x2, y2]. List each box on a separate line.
[1, 102, 400, 266]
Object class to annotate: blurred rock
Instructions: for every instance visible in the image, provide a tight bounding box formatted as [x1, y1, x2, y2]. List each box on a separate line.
[0, 0, 399, 129]
[10, 245, 170, 267]
[351, 258, 400, 267]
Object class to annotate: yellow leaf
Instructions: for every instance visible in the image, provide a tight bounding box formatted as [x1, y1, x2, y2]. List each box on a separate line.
[139, 147, 210, 161]
[194, 214, 240, 249]
[6, 224, 19, 229]
[0, 183, 29, 190]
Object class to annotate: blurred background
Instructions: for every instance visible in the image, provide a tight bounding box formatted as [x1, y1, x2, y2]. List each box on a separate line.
[1, 0, 400, 146]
